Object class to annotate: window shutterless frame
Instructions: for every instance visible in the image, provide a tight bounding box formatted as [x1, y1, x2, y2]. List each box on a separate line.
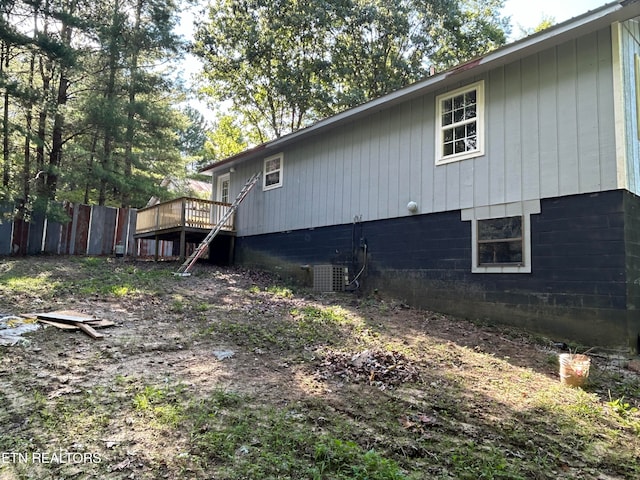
[435, 80, 485, 165]
[476, 216, 524, 267]
[263, 153, 283, 191]
[461, 200, 540, 274]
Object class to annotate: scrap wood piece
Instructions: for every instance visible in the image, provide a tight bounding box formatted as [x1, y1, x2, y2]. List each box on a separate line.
[31, 310, 114, 339]
[36, 310, 97, 324]
[36, 318, 115, 330]
[75, 322, 104, 340]
[38, 319, 79, 330]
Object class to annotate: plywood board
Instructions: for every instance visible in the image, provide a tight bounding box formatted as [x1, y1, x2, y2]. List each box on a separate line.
[36, 310, 97, 324]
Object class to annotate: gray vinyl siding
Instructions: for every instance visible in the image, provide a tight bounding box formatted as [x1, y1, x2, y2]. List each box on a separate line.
[228, 27, 617, 237]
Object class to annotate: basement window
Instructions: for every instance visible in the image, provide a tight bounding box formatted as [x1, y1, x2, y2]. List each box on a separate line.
[263, 153, 283, 191]
[461, 200, 540, 274]
[477, 216, 523, 266]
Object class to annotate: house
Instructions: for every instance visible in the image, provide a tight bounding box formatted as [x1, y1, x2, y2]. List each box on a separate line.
[200, 0, 640, 352]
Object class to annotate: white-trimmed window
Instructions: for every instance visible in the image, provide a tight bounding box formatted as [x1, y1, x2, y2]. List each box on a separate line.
[436, 81, 484, 165]
[263, 153, 283, 190]
[477, 217, 523, 266]
[461, 200, 540, 274]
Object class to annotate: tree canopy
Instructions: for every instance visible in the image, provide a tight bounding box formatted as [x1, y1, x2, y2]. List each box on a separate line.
[0, 0, 196, 214]
[192, 0, 511, 143]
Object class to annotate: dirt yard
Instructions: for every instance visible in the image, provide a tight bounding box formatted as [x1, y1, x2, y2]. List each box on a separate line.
[0, 257, 639, 479]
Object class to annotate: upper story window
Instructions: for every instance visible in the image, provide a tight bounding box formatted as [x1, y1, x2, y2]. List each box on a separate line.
[435, 81, 484, 165]
[263, 153, 283, 191]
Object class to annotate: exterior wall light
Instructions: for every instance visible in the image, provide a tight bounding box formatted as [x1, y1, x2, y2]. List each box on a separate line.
[407, 201, 418, 213]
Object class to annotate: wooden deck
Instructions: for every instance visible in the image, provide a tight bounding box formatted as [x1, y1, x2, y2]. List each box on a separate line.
[134, 197, 235, 261]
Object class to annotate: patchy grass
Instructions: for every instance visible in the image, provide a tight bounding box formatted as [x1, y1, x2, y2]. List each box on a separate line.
[0, 258, 639, 479]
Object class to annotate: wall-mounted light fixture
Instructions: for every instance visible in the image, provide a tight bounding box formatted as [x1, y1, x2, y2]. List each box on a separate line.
[407, 201, 418, 213]
[229, 167, 236, 173]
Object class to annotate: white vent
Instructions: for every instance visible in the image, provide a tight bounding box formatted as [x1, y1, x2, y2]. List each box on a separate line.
[313, 265, 348, 292]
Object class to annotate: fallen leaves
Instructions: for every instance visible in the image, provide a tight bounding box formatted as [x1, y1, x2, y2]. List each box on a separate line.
[314, 348, 421, 389]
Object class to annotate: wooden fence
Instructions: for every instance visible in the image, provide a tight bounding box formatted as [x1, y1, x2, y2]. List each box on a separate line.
[0, 202, 137, 257]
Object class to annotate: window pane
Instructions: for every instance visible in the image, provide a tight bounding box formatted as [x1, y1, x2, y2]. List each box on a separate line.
[467, 122, 476, 136]
[443, 142, 453, 156]
[465, 136, 476, 150]
[454, 125, 466, 140]
[265, 171, 280, 186]
[465, 104, 476, 119]
[454, 140, 465, 153]
[442, 112, 453, 126]
[443, 98, 452, 112]
[465, 91, 476, 105]
[454, 108, 464, 123]
[265, 157, 280, 172]
[478, 217, 522, 241]
[453, 94, 464, 109]
[444, 128, 453, 142]
[478, 240, 523, 265]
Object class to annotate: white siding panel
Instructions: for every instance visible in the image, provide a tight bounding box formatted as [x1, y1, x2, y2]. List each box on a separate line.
[473, 156, 490, 207]
[488, 68, 506, 205]
[597, 29, 617, 191]
[298, 142, 313, 229]
[378, 110, 392, 219]
[504, 62, 523, 203]
[408, 99, 424, 212]
[326, 132, 338, 225]
[521, 56, 541, 201]
[557, 41, 581, 195]
[397, 102, 413, 214]
[368, 114, 382, 221]
[349, 122, 365, 220]
[538, 48, 560, 198]
[421, 94, 436, 213]
[576, 34, 602, 192]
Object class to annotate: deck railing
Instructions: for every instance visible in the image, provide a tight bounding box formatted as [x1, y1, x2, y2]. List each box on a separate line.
[135, 197, 234, 235]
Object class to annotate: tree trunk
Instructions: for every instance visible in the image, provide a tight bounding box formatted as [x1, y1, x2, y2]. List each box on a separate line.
[121, 0, 143, 208]
[1, 44, 10, 188]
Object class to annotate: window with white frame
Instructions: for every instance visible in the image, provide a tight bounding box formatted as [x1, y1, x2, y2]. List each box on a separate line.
[263, 153, 283, 190]
[477, 216, 523, 266]
[461, 200, 540, 274]
[436, 81, 484, 165]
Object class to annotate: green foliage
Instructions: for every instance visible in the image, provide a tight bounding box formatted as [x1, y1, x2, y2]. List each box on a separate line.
[447, 441, 524, 480]
[190, 391, 407, 479]
[193, 0, 510, 141]
[133, 385, 184, 427]
[0, 0, 187, 209]
[203, 114, 248, 164]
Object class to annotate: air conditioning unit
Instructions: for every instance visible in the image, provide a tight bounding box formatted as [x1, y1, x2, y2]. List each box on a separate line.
[313, 265, 348, 292]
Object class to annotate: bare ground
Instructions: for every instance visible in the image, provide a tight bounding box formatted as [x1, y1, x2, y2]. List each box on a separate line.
[0, 257, 639, 479]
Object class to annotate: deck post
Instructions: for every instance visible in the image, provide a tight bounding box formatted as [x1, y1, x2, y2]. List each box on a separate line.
[179, 229, 186, 262]
[154, 235, 159, 262]
[179, 199, 187, 262]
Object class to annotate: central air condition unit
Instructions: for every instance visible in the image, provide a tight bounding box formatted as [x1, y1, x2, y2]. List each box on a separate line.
[313, 265, 348, 292]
